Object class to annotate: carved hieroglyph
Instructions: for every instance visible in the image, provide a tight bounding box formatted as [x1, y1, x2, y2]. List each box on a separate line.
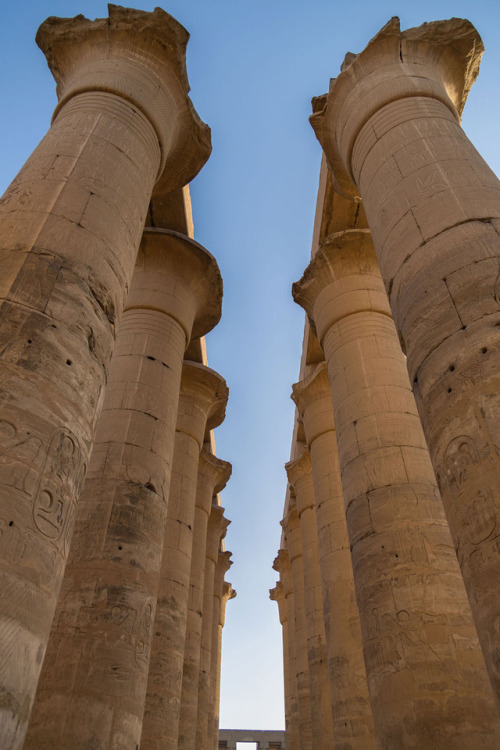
[293, 229, 500, 747]
[25, 231, 222, 750]
[140, 362, 228, 750]
[285, 450, 335, 750]
[0, 7, 210, 747]
[179, 451, 231, 750]
[292, 363, 375, 749]
[310, 17, 500, 703]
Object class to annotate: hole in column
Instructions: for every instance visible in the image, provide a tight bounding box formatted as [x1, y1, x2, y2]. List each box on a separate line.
[147, 355, 155, 361]
[8, 521, 13, 527]
[395, 554, 399, 558]
[118, 545, 123, 551]
[482, 347, 488, 354]
[66, 359, 72, 366]
[449, 365, 455, 372]
[448, 388, 452, 393]
[27, 339, 32, 344]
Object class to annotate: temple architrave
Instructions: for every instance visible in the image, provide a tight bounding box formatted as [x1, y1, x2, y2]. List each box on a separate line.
[273, 16, 500, 750]
[0, 6, 234, 750]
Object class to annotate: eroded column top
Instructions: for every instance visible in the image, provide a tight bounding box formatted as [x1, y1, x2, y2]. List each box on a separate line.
[37, 3, 211, 191]
[310, 17, 483, 197]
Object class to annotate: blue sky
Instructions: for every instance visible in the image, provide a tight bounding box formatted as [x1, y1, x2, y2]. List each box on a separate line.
[1, 0, 499, 732]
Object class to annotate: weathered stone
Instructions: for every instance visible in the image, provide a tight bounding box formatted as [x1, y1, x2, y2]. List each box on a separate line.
[24, 230, 221, 750]
[285, 449, 335, 750]
[293, 228, 500, 747]
[292, 363, 375, 749]
[0, 7, 210, 747]
[310, 17, 500, 705]
[211, 576, 236, 750]
[179, 451, 231, 750]
[140, 361, 228, 750]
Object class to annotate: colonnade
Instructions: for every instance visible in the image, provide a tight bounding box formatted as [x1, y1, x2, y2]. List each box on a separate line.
[0, 7, 233, 750]
[272, 17, 500, 750]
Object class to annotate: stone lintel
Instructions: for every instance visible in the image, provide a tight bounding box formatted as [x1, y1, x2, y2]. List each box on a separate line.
[37, 4, 211, 191]
[292, 229, 390, 342]
[127, 228, 222, 343]
[310, 16, 483, 197]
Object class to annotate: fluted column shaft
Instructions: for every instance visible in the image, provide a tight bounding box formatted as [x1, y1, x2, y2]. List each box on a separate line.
[179, 452, 231, 750]
[292, 363, 375, 749]
[140, 363, 228, 750]
[293, 229, 500, 747]
[0, 9, 210, 746]
[211, 576, 235, 750]
[286, 451, 334, 750]
[273, 549, 299, 750]
[25, 232, 221, 750]
[311, 17, 500, 701]
[282, 505, 313, 750]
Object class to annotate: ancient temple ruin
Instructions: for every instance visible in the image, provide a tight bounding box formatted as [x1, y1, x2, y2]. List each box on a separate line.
[272, 15, 500, 750]
[1, 5, 500, 750]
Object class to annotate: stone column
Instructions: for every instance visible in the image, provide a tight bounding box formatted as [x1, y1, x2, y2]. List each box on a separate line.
[293, 229, 500, 747]
[310, 17, 500, 701]
[140, 363, 228, 750]
[273, 549, 299, 750]
[179, 451, 232, 750]
[285, 450, 335, 750]
[0, 7, 210, 746]
[211, 576, 236, 750]
[24, 231, 221, 750]
[203, 509, 231, 748]
[281, 501, 313, 750]
[291, 362, 375, 749]
[270, 582, 297, 750]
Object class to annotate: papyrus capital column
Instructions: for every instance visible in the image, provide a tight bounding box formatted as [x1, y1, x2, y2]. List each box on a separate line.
[0, 7, 210, 747]
[281, 502, 313, 750]
[273, 550, 299, 750]
[141, 364, 228, 750]
[293, 229, 500, 747]
[285, 449, 334, 750]
[310, 19, 500, 702]
[211, 561, 235, 750]
[180, 451, 232, 750]
[25, 231, 221, 750]
[291, 363, 375, 749]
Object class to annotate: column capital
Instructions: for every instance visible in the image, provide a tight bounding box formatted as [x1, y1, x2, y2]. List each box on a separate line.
[176, 362, 228, 443]
[273, 549, 293, 597]
[207, 504, 230, 555]
[196, 449, 232, 513]
[292, 229, 390, 342]
[291, 363, 335, 446]
[220, 581, 236, 627]
[270, 582, 287, 625]
[310, 17, 482, 198]
[37, 4, 211, 192]
[126, 229, 222, 343]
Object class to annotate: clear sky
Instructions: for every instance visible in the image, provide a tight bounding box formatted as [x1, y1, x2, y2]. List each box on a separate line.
[1, 0, 499, 733]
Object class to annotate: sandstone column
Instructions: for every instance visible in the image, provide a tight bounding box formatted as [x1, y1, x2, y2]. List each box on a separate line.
[179, 451, 232, 750]
[310, 17, 500, 701]
[285, 450, 335, 750]
[203, 508, 231, 747]
[293, 229, 500, 747]
[25, 231, 221, 750]
[0, 7, 210, 746]
[273, 549, 299, 750]
[270, 581, 297, 750]
[211, 575, 236, 750]
[281, 502, 313, 750]
[292, 362, 375, 750]
[140, 362, 228, 750]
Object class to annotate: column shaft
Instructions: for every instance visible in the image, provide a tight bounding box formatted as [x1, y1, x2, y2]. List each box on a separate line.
[286, 451, 335, 750]
[210, 577, 235, 750]
[292, 363, 375, 749]
[311, 17, 500, 701]
[0, 8, 210, 745]
[293, 229, 500, 747]
[141, 363, 227, 750]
